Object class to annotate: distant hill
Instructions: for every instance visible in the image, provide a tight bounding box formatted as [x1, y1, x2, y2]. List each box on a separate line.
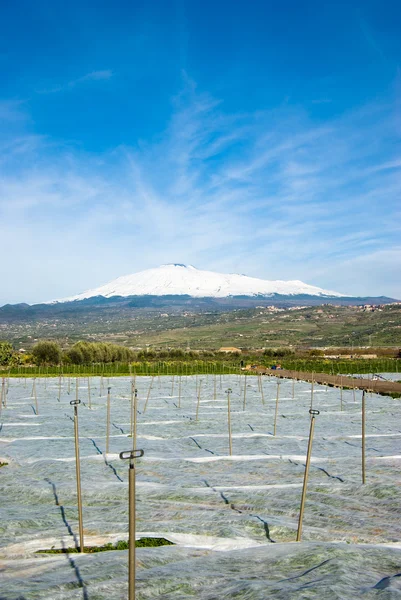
[0, 292, 396, 322]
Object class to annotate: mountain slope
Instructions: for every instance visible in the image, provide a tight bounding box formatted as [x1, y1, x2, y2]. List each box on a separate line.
[54, 264, 345, 302]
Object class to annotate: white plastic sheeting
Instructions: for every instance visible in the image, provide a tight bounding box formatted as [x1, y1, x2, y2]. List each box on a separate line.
[1, 374, 400, 599]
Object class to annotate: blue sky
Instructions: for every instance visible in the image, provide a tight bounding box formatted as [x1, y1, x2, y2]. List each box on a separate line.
[0, 0, 400, 303]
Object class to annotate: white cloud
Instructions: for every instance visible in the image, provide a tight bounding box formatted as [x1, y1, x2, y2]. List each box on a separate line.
[0, 79, 400, 303]
[36, 70, 113, 94]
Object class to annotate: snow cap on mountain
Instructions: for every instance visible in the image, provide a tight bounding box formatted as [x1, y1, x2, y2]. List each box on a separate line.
[54, 264, 344, 302]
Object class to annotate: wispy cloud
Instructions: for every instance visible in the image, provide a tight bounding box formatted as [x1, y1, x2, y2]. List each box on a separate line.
[37, 70, 113, 94]
[0, 77, 400, 303]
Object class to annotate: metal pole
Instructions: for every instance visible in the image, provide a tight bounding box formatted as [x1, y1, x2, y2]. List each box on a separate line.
[274, 381, 280, 436]
[340, 376, 343, 411]
[58, 375, 62, 402]
[296, 409, 320, 542]
[171, 375, 174, 397]
[119, 449, 144, 600]
[310, 372, 314, 411]
[226, 388, 233, 455]
[214, 374, 217, 401]
[106, 386, 111, 455]
[178, 375, 182, 409]
[243, 374, 247, 411]
[362, 390, 366, 484]
[260, 376, 265, 405]
[70, 399, 84, 553]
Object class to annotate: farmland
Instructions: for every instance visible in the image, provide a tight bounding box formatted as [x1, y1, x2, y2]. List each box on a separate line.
[1, 303, 401, 351]
[1, 373, 401, 598]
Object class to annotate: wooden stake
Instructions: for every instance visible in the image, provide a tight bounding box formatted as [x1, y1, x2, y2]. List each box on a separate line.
[1, 377, 5, 408]
[226, 388, 233, 455]
[70, 399, 84, 553]
[362, 390, 366, 484]
[195, 379, 202, 421]
[143, 376, 154, 413]
[274, 381, 280, 436]
[106, 386, 111, 455]
[87, 377, 91, 409]
[260, 376, 265, 405]
[296, 409, 319, 541]
[33, 378, 38, 415]
[130, 378, 136, 438]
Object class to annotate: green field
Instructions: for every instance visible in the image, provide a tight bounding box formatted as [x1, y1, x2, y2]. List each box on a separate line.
[3, 357, 399, 378]
[2, 303, 400, 350]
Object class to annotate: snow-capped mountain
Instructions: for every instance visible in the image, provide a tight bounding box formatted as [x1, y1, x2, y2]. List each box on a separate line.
[54, 264, 345, 302]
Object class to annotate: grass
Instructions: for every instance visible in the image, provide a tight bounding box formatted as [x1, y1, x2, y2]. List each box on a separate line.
[37, 537, 174, 554]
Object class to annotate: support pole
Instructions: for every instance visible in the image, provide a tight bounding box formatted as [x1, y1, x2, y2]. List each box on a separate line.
[143, 376, 154, 413]
[292, 378, 295, 400]
[362, 390, 366, 484]
[133, 388, 138, 452]
[70, 399, 84, 553]
[1, 377, 6, 408]
[226, 388, 233, 456]
[296, 409, 319, 542]
[119, 449, 144, 600]
[274, 381, 280, 437]
[0, 378, 4, 418]
[310, 372, 314, 411]
[130, 381, 135, 439]
[178, 375, 182, 409]
[195, 380, 202, 421]
[106, 386, 111, 455]
[33, 378, 38, 415]
[243, 374, 247, 411]
[260, 376, 265, 405]
[340, 376, 343, 411]
[87, 377, 91, 409]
